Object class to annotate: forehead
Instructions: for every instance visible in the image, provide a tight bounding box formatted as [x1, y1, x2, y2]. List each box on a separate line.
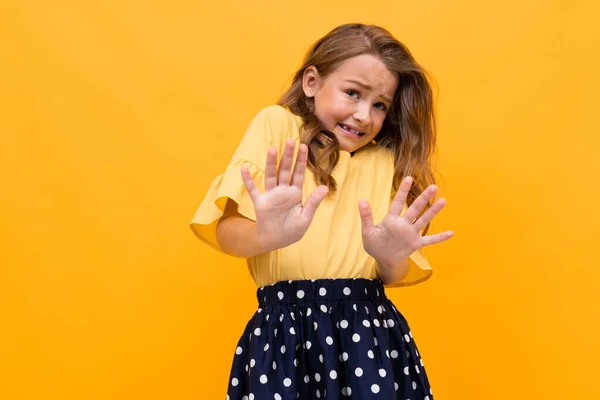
[327, 54, 398, 98]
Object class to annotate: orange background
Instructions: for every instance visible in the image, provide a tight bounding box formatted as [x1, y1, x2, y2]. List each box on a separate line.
[1, 0, 599, 399]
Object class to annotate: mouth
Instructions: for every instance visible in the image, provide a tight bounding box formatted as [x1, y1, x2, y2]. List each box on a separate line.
[339, 123, 365, 137]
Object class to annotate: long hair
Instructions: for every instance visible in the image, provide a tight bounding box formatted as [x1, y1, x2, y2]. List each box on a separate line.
[278, 23, 437, 231]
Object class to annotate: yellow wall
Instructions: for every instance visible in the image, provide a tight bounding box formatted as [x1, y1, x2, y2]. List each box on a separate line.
[2, 0, 599, 398]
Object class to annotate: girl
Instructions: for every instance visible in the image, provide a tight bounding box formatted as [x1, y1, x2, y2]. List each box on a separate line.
[191, 23, 453, 400]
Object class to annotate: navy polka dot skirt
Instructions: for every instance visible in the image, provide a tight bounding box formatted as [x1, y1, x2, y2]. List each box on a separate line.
[226, 279, 433, 400]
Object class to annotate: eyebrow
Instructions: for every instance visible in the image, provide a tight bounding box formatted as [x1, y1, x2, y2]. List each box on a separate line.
[345, 79, 393, 104]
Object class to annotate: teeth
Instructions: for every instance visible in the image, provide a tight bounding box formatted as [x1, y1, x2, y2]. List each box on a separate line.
[341, 124, 363, 135]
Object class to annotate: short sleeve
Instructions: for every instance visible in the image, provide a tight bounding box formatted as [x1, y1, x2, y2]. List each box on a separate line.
[189, 105, 299, 251]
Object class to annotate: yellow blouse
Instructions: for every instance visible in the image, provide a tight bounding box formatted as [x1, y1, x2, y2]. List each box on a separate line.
[190, 105, 432, 288]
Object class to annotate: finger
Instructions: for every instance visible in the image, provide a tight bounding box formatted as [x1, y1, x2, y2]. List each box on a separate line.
[421, 230, 454, 246]
[241, 166, 260, 202]
[277, 140, 296, 186]
[403, 184, 438, 223]
[290, 144, 308, 188]
[264, 147, 278, 192]
[389, 176, 412, 216]
[301, 185, 329, 219]
[358, 198, 375, 233]
[413, 198, 447, 232]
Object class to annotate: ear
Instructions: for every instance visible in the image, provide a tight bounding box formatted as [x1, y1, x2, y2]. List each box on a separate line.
[302, 65, 321, 98]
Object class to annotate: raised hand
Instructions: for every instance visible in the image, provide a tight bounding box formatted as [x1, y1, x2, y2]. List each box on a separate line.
[359, 176, 453, 269]
[241, 139, 329, 253]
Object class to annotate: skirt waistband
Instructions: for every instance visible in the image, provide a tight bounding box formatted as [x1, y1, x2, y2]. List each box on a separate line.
[257, 279, 386, 307]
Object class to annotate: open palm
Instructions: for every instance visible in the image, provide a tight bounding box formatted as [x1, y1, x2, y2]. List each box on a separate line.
[242, 139, 329, 253]
[359, 176, 453, 268]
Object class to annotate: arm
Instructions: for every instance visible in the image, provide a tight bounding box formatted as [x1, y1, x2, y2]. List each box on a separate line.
[215, 200, 273, 258]
[376, 258, 410, 285]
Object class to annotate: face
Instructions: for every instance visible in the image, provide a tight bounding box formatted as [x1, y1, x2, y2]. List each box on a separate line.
[302, 54, 399, 153]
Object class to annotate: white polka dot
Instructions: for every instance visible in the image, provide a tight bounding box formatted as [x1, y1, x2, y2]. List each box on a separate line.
[264, 343, 269, 351]
[355, 367, 363, 377]
[304, 375, 310, 383]
[326, 336, 333, 345]
[273, 361, 277, 370]
[266, 314, 270, 321]
[235, 346, 243, 355]
[250, 395, 255, 400]
[430, 388, 433, 395]
[254, 328, 261, 336]
[280, 315, 284, 322]
[404, 334, 411, 342]
[319, 288, 327, 296]
[231, 378, 239, 386]
[297, 290, 305, 299]
[305, 341, 312, 350]
[290, 327, 296, 335]
[386, 350, 390, 358]
[319, 354, 324, 363]
[330, 370, 337, 379]
[352, 333, 360, 342]
[387, 319, 395, 328]
[412, 381, 417, 390]
[371, 384, 380, 394]
[391, 350, 399, 359]
[316, 389, 321, 398]
[320, 305, 328, 313]
[290, 312, 295, 320]
[284, 378, 292, 387]
[383, 320, 388, 328]
[277, 291, 284, 300]
[425, 397, 430, 400]
[410, 330, 413, 338]
[373, 319, 380, 327]
[281, 345, 286, 354]
[353, 304, 358, 311]
[260, 374, 268, 384]
[250, 359, 255, 368]
[245, 365, 248, 372]
[378, 305, 384, 314]
[294, 358, 298, 367]
[374, 337, 378, 346]
[340, 320, 349, 329]
[365, 306, 370, 314]
[394, 382, 399, 391]
[367, 350, 374, 359]
[415, 365, 420, 374]
[342, 387, 352, 396]
[275, 394, 282, 400]
[242, 396, 247, 400]
[343, 287, 351, 295]
[313, 322, 318, 331]
[404, 366, 410, 375]
[314, 373, 321, 382]
[363, 320, 371, 328]
[306, 308, 312, 316]
[341, 352, 349, 361]
[420, 358, 424, 366]
[379, 368, 386, 377]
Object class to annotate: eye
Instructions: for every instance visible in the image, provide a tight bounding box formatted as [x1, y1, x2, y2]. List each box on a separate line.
[345, 90, 359, 98]
[374, 102, 387, 111]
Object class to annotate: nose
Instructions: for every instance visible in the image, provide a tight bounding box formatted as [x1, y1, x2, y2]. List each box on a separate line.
[353, 103, 371, 126]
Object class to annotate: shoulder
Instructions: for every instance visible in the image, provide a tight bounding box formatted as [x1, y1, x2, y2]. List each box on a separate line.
[247, 105, 303, 143]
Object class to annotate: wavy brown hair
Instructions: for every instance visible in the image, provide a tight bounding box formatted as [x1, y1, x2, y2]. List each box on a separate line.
[278, 23, 437, 230]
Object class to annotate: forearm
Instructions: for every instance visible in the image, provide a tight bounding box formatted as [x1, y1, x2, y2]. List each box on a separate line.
[216, 215, 273, 258]
[376, 257, 410, 285]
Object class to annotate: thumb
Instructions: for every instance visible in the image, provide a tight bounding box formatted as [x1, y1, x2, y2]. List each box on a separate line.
[359, 199, 374, 233]
[302, 185, 329, 219]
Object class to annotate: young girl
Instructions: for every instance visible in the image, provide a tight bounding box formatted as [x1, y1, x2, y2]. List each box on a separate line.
[191, 23, 453, 400]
